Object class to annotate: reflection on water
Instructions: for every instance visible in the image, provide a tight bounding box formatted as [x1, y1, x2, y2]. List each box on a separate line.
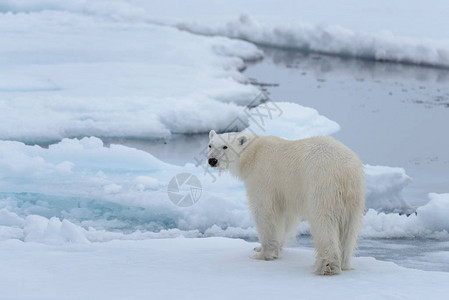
[256, 47, 449, 85]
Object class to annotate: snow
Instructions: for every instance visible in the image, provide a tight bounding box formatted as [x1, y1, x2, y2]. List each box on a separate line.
[417, 193, 449, 233]
[244, 102, 340, 140]
[174, 13, 449, 68]
[363, 193, 449, 239]
[0, 10, 263, 143]
[4, 1, 449, 68]
[0, 237, 448, 300]
[24, 215, 90, 244]
[365, 165, 413, 214]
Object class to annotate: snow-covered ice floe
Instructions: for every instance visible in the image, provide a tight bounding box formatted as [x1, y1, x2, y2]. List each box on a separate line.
[0, 237, 449, 300]
[1, 133, 447, 243]
[363, 193, 449, 239]
[5, 0, 449, 68]
[0, 9, 263, 143]
[174, 14, 449, 69]
[365, 165, 413, 214]
[244, 102, 340, 140]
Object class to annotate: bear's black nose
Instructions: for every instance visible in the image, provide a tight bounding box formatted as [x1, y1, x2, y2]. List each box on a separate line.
[208, 158, 218, 167]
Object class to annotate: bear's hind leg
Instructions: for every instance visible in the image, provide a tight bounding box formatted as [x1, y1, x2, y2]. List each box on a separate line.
[341, 175, 365, 271]
[340, 210, 363, 270]
[309, 217, 342, 275]
[340, 227, 357, 270]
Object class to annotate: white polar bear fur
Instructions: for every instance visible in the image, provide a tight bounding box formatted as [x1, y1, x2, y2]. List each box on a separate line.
[208, 130, 365, 275]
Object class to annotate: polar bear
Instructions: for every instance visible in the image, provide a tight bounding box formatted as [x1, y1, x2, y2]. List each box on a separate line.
[208, 130, 365, 275]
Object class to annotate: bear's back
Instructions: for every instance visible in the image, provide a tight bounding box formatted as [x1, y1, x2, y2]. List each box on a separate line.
[252, 135, 362, 179]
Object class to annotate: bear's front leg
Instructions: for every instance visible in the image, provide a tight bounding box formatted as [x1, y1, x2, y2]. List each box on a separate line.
[252, 239, 280, 260]
[245, 184, 284, 260]
[250, 204, 283, 260]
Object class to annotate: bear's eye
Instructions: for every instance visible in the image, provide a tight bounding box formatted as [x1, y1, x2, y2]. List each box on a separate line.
[223, 146, 228, 150]
[208, 145, 211, 148]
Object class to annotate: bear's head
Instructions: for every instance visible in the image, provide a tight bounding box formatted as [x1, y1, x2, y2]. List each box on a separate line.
[207, 130, 252, 175]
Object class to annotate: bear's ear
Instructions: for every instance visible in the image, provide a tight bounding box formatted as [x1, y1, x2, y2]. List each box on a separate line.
[209, 130, 216, 139]
[238, 135, 248, 146]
